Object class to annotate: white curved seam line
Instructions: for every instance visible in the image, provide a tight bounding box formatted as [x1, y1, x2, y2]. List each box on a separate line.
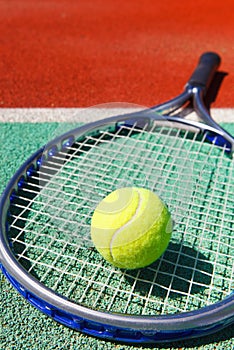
[110, 190, 142, 259]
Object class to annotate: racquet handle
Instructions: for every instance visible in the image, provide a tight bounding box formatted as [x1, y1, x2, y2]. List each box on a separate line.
[187, 52, 221, 91]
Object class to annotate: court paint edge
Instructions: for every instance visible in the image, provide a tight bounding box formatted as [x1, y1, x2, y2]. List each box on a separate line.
[0, 108, 233, 123]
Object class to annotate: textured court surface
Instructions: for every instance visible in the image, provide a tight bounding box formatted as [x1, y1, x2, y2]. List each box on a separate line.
[0, 1, 234, 349]
[1, 121, 234, 350]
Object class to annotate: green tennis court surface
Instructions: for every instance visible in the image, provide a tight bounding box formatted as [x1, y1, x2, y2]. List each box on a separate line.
[1, 122, 233, 350]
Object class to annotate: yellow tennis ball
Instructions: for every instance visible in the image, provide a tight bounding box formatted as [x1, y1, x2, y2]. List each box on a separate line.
[91, 187, 172, 269]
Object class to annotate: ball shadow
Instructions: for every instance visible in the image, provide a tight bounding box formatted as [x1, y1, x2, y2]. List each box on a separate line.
[124, 242, 213, 300]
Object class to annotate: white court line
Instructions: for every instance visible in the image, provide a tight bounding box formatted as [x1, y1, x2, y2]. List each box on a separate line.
[0, 108, 233, 123]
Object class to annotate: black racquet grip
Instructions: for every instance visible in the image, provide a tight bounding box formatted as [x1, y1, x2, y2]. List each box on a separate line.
[187, 52, 221, 90]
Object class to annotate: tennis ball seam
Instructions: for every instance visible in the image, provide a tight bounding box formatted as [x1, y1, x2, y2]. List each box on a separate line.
[109, 189, 142, 259]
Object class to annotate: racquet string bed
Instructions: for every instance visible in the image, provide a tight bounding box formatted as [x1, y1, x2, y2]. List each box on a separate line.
[8, 121, 233, 316]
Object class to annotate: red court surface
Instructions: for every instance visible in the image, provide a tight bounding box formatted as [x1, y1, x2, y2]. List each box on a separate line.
[0, 0, 233, 108]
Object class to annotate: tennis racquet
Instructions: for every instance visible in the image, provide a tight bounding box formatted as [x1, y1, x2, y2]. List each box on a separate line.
[0, 52, 233, 344]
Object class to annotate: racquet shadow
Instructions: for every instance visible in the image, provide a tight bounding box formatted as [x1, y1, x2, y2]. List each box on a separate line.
[174, 71, 228, 118]
[124, 242, 213, 300]
[205, 71, 228, 108]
